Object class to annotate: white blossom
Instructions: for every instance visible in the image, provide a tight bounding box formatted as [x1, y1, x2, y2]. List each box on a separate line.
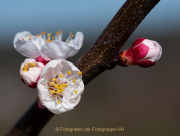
[13, 31, 84, 60]
[37, 59, 84, 114]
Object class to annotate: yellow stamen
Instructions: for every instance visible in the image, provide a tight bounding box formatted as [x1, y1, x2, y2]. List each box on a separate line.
[59, 85, 63, 89]
[63, 84, 68, 87]
[52, 36, 55, 39]
[36, 35, 38, 37]
[29, 38, 31, 40]
[74, 90, 77, 94]
[25, 36, 27, 38]
[52, 78, 56, 81]
[57, 100, 61, 104]
[50, 82, 55, 86]
[41, 32, 46, 34]
[22, 38, 24, 40]
[30, 35, 32, 38]
[56, 32, 60, 35]
[56, 90, 61, 93]
[59, 73, 64, 77]
[73, 79, 76, 83]
[55, 84, 59, 89]
[46, 33, 51, 43]
[30, 63, 35, 67]
[47, 33, 51, 40]
[69, 32, 72, 35]
[51, 90, 55, 93]
[71, 35, 74, 38]
[60, 89, 64, 92]
[78, 71, 82, 75]
[24, 70, 27, 72]
[59, 30, 63, 33]
[66, 41, 69, 43]
[67, 71, 71, 75]
[38, 34, 40, 36]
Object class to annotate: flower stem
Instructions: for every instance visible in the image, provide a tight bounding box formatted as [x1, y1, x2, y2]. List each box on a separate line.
[5, 0, 160, 135]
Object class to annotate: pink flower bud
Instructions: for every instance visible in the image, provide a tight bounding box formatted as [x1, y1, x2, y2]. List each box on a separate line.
[20, 58, 45, 88]
[35, 56, 50, 65]
[118, 38, 162, 68]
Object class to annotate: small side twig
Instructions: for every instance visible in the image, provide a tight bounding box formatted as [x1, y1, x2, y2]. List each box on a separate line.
[6, 0, 160, 135]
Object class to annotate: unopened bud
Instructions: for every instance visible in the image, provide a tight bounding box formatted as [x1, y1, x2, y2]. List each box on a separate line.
[118, 38, 162, 68]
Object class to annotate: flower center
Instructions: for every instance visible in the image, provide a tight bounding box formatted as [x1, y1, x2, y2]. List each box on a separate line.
[47, 71, 82, 104]
[22, 63, 35, 72]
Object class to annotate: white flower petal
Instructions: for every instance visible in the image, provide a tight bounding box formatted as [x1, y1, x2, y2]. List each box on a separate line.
[41, 32, 84, 59]
[143, 39, 162, 62]
[67, 32, 84, 57]
[13, 31, 41, 58]
[41, 41, 72, 59]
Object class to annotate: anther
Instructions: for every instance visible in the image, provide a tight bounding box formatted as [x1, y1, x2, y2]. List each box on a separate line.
[78, 71, 82, 75]
[56, 32, 60, 35]
[22, 38, 24, 40]
[71, 35, 74, 38]
[57, 100, 61, 104]
[59, 73, 64, 77]
[41, 32, 46, 34]
[56, 90, 61, 93]
[29, 38, 31, 40]
[67, 71, 71, 75]
[51, 90, 55, 93]
[59, 30, 63, 33]
[52, 78, 56, 81]
[69, 32, 72, 35]
[66, 41, 69, 43]
[60, 89, 64, 92]
[73, 79, 76, 83]
[50, 82, 55, 86]
[74, 90, 77, 94]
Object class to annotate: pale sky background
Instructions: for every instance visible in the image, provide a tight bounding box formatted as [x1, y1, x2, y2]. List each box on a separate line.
[0, 0, 180, 49]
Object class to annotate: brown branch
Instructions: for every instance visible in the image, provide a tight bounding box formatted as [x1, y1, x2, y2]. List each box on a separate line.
[6, 0, 160, 135]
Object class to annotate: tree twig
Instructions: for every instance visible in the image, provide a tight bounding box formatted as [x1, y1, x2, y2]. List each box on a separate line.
[6, 0, 160, 135]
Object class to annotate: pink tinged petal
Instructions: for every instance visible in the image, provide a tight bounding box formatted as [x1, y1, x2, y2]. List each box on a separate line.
[35, 56, 49, 65]
[140, 39, 162, 62]
[38, 98, 46, 109]
[28, 82, 37, 88]
[132, 43, 149, 61]
[13, 31, 41, 58]
[132, 38, 146, 48]
[135, 60, 156, 68]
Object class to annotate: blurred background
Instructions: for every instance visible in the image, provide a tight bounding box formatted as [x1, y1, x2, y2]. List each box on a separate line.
[1, 0, 180, 136]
